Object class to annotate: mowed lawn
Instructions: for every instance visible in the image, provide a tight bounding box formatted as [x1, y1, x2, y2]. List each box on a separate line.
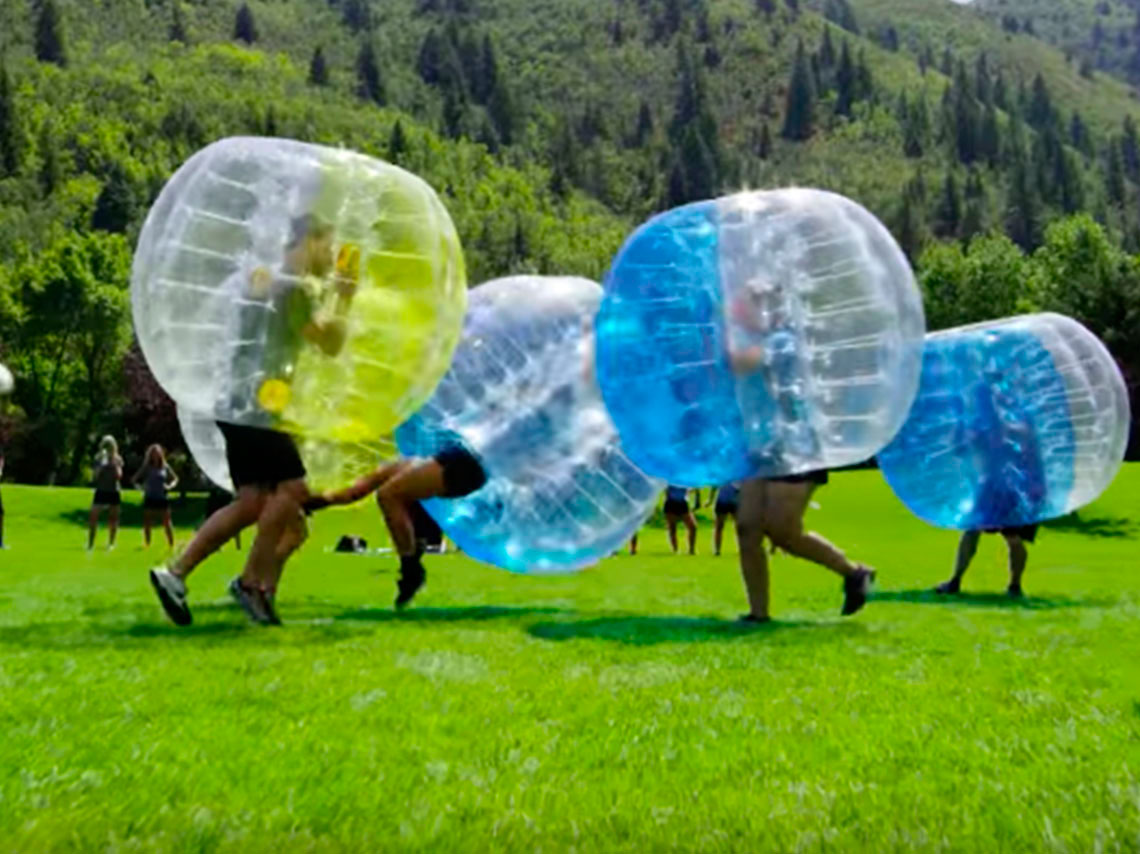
[1, 468, 1138, 852]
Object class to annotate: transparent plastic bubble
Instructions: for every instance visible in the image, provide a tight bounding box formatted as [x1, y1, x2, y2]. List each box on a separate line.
[133, 137, 466, 443]
[176, 405, 394, 497]
[879, 314, 1130, 529]
[0, 363, 13, 396]
[396, 276, 664, 573]
[596, 188, 925, 486]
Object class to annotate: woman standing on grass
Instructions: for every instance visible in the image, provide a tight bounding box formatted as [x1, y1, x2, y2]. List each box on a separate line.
[663, 485, 698, 555]
[713, 481, 739, 557]
[88, 435, 123, 551]
[735, 473, 874, 622]
[133, 444, 179, 549]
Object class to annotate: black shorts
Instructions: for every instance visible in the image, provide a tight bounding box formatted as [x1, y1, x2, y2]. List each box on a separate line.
[771, 469, 830, 486]
[92, 489, 121, 507]
[715, 502, 738, 516]
[987, 524, 1038, 544]
[664, 499, 690, 516]
[143, 496, 170, 511]
[434, 444, 487, 499]
[217, 422, 306, 489]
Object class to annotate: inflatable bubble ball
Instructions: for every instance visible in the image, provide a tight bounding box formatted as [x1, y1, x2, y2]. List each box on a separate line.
[134, 137, 466, 443]
[396, 276, 664, 573]
[878, 314, 1130, 530]
[595, 188, 925, 486]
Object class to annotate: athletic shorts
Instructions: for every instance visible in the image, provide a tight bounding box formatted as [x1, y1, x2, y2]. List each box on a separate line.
[715, 502, 738, 516]
[92, 489, 121, 507]
[986, 524, 1038, 544]
[217, 422, 306, 489]
[143, 496, 170, 511]
[435, 444, 487, 499]
[663, 499, 690, 516]
[770, 469, 830, 486]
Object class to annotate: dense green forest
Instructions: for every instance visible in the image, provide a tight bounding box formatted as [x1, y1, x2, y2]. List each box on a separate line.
[0, 0, 1138, 484]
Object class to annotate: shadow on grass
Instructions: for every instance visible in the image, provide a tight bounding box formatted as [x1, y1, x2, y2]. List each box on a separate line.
[872, 588, 1115, 610]
[527, 615, 865, 646]
[56, 498, 210, 530]
[336, 605, 564, 624]
[1043, 512, 1139, 539]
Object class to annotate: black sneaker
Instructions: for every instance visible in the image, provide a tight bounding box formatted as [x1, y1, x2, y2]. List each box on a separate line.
[260, 590, 282, 626]
[1007, 583, 1024, 599]
[395, 560, 426, 610]
[935, 578, 961, 595]
[739, 614, 772, 625]
[842, 567, 875, 616]
[150, 567, 192, 627]
[229, 577, 269, 624]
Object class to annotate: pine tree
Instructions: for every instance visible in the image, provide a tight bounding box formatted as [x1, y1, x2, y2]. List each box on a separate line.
[933, 168, 962, 238]
[92, 164, 135, 233]
[417, 28, 444, 85]
[1122, 116, 1140, 180]
[356, 41, 385, 105]
[633, 100, 654, 147]
[476, 115, 500, 154]
[441, 84, 466, 138]
[897, 176, 927, 262]
[341, 0, 372, 34]
[903, 92, 929, 158]
[960, 168, 988, 241]
[954, 79, 980, 165]
[388, 119, 409, 161]
[488, 78, 516, 145]
[309, 46, 329, 86]
[0, 63, 19, 178]
[975, 52, 992, 105]
[35, 0, 67, 66]
[819, 27, 836, 69]
[170, 1, 189, 44]
[38, 122, 59, 197]
[834, 40, 855, 117]
[757, 121, 771, 159]
[992, 69, 1008, 110]
[782, 39, 815, 141]
[1106, 137, 1127, 206]
[1056, 148, 1084, 213]
[979, 103, 1000, 166]
[1070, 111, 1092, 157]
[234, 2, 257, 45]
[1027, 73, 1054, 130]
[477, 35, 500, 106]
[940, 46, 953, 77]
[1006, 157, 1040, 250]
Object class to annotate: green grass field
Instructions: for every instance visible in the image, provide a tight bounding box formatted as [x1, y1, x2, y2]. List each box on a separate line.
[1, 468, 1138, 851]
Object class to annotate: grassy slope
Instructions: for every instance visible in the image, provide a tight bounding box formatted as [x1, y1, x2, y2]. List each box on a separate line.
[1, 468, 1138, 850]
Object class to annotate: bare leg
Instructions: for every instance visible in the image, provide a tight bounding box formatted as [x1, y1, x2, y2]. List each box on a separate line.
[162, 508, 175, 548]
[142, 509, 153, 547]
[234, 529, 242, 550]
[666, 515, 679, 554]
[240, 479, 307, 589]
[684, 512, 697, 555]
[108, 506, 120, 548]
[1004, 534, 1027, 596]
[87, 506, 100, 550]
[0, 511, 5, 548]
[714, 514, 726, 556]
[321, 461, 412, 508]
[764, 482, 857, 577]
[937, 530, 981, 593]
[261, 510, 308, 596]
[629, 534, 638, 555]
[376, 461, 448, 557]
[735, 479, 770, 620]
[170, 487, 264, 579]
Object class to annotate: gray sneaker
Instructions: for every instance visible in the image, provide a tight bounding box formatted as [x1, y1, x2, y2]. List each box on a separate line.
[229, 577, 269, 624]
[150, 568, 192, 626]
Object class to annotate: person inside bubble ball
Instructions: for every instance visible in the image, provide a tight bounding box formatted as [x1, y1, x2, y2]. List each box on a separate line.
[305, 440, 488, 609]
[733, 474, 875, 623]
[935, 377, 1045, 599]
[149, 214, 358, 628]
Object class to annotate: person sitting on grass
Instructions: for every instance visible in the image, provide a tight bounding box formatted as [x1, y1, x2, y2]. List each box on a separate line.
[735, 474, 875, 623]
[133, 444, 179, 549]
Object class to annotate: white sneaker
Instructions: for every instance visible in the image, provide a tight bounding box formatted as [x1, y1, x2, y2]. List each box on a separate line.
[150, 567, 192, 626]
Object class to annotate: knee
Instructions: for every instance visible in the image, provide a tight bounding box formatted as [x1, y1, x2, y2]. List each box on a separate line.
[736, 519, 764, 549]
[766, 522, 801, 551]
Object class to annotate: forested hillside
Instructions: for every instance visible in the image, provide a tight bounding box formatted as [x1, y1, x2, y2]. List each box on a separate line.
[0, 0, 1137, 483]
